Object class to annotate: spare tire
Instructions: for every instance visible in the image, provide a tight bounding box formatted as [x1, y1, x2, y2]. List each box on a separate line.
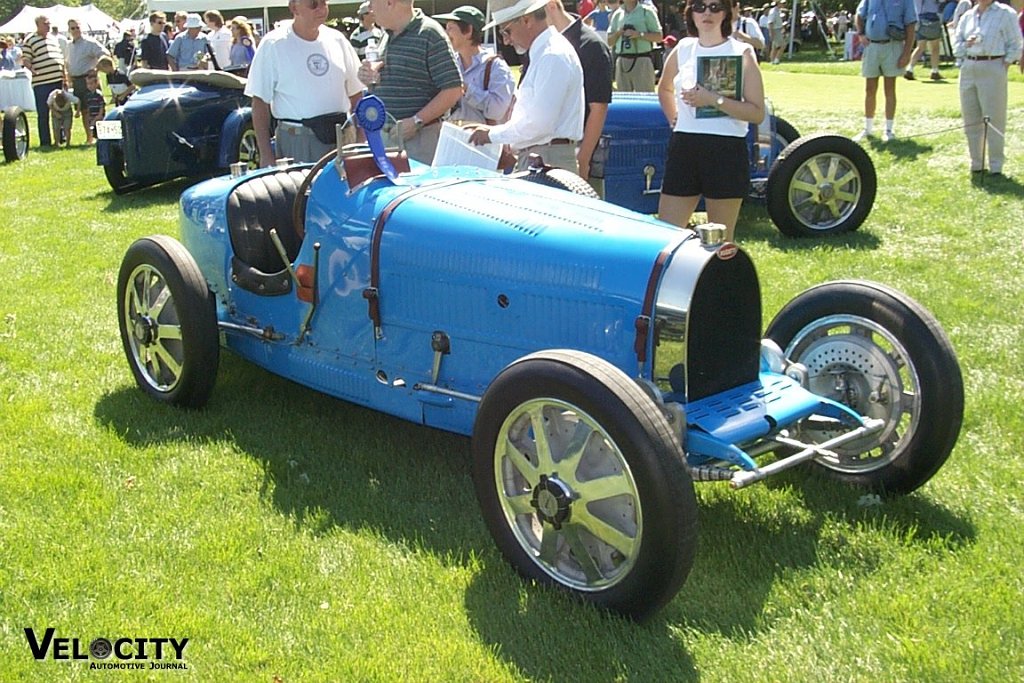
[520, 167, 599, 199]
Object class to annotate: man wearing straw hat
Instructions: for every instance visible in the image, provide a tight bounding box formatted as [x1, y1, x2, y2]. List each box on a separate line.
[468, 0, 584, 173]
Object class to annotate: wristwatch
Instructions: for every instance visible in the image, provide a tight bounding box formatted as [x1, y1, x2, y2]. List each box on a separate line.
[715, 95, 725, 108]
[412, 114, 424, 130]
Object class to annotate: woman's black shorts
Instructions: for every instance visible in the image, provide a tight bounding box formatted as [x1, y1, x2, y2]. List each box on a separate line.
[662, 132, 750, 199]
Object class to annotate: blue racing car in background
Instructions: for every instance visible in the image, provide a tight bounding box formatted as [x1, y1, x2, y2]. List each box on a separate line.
[116, 97, 961, 621]
[96, 69, 259, 194]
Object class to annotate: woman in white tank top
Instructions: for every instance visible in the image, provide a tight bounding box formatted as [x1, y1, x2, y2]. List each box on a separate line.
[656, 0, 765, 241]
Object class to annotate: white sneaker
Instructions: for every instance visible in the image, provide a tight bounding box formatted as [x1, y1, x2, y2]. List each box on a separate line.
[882, 130, 895, 142]
[852, 130, 872, 142]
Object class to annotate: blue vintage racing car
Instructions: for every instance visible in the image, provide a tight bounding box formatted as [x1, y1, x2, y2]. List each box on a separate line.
[117, 97, 962, 621]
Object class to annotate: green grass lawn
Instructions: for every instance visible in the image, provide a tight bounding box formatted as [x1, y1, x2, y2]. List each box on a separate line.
[1, 63, 1023, 681]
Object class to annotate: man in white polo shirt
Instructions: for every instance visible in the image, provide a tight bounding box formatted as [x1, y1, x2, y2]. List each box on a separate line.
[245, 0, 363, 165]
[468, 0, 584, 173]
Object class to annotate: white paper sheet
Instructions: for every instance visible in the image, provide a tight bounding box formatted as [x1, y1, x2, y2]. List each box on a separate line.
[431, 122, 502, 170]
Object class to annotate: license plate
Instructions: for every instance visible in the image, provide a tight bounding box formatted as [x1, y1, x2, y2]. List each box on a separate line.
[95, 120, 123, 141]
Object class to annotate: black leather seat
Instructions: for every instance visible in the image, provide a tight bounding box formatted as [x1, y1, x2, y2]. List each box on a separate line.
[226, 169, 309, 295]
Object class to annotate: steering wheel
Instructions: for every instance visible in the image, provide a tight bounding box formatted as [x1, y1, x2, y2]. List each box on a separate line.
[291, 149, 337, 242]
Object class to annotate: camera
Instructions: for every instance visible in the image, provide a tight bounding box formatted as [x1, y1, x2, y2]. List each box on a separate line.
[885, 23, 906, 40]
[622, 23, 636, 50]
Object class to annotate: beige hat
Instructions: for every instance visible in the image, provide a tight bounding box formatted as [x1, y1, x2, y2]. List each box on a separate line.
[482, 0, 549, 31]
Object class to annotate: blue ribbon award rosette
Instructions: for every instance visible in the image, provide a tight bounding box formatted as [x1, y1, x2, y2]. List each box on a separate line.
[354, 94, 402, 185]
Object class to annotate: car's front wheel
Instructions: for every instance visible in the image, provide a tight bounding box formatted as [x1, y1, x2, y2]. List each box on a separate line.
[765, 281, 963, 494]
[472, 350, 698, 621]
[103, 145, 139, 194]
[2, 106, 29, 162]
[117, 236, 219, 409]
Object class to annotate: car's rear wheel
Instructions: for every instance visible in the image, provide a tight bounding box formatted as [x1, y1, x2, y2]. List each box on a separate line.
[3, 106, 29, 162]
[237, 122, 259, 169]
[772, 116, 800, 150]
[472, 350, 698, 621]
[117, 236, 219, 409]
[767, 134, 876, 237]
[104, 145, 139, 194]
[765, 281, 963, 494]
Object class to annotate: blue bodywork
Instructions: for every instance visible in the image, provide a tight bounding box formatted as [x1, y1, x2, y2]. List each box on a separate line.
[178, 142, 868, 474]
[97, 72, 251, 187]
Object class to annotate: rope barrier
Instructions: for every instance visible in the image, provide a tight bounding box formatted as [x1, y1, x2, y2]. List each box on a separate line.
[894, 117, 1009, 142]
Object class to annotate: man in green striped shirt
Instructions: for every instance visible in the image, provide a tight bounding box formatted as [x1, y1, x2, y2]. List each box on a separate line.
[359, 0, 463, 164]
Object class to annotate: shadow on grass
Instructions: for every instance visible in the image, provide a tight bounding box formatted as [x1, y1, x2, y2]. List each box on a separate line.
[972, 171, 1024, 197]
[655, 469, 974, 635]
[861, 135, 932, 161]
[736, 202, 883, 252]
[96, 177, 205, 213]
[94, 357, 974, 677]
[463, 570, 699, 681]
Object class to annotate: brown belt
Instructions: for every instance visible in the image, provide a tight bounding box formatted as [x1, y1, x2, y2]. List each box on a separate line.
[866, 39, 890, 43]
[965, 55, 1005, 61]
[549, 138, 576, 145]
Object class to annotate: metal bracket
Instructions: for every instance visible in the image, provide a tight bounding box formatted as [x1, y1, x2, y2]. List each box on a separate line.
[430, 330, 450, 384]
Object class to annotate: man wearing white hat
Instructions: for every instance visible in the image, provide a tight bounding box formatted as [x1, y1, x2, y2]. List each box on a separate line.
[468, 0, 584, 173]
[167, 13, 211, 70]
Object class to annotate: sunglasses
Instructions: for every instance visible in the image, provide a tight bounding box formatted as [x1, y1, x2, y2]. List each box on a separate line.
[499, 16, 524, 36]
[69, 26, 80, 31]
[692, 2, 726, 13]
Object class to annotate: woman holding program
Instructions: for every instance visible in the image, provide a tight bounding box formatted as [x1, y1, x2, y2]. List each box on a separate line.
[657, 0, 765, 241]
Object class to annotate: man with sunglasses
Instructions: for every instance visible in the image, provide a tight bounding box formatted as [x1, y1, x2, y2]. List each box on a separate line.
[545, 0, 613, 191]
[23, 15, 66, 147]
[139, 12, 170, 70]
[357, 0, 463, 164]
[246, 0, 364, 165]
[468, 0, 584, 173]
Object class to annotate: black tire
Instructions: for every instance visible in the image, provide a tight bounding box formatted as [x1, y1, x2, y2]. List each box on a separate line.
[117, 236, 220, 409]
[767, 134, 876, 237]
[765, 281, 963, 494]
[3, 106, 29, 162]
[104, 145, 139, 194]
[772, 116, 800, 151]
[236, 121, 260, 170]
[472, 350, 698, 621]
[521, 168, 600, 199]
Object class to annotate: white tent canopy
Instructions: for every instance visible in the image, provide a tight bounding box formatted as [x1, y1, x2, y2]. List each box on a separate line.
[0, 3, 118, 35]
[146, 0, 292, 11]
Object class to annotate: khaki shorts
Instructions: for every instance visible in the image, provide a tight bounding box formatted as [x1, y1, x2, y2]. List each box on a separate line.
[860, 41, 904, 78]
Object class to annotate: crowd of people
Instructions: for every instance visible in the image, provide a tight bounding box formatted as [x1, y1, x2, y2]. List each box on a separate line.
[2, 0, 1022, 228]
[3, 9, 261, 147]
